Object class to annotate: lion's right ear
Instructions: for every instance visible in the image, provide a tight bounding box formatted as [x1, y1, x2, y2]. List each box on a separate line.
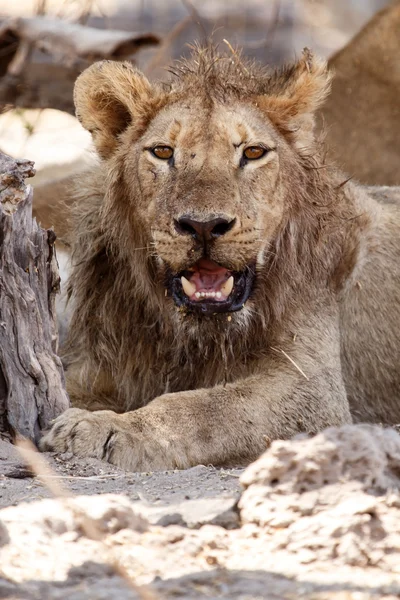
[74, 61, 164, 159]
[254, 50, 331, 152]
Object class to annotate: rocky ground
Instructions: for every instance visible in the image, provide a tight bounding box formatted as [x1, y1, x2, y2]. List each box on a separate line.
[1, 424, 400, 599]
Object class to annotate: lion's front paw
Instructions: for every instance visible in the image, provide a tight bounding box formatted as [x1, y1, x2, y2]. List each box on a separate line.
[40, 406, 185, 471]
[40, 408, 120, 461]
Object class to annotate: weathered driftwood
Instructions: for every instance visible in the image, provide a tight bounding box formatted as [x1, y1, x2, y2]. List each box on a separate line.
[0, 17, 160, 62]
[0, 16, 160, 114]
[0, 152, 69, 442]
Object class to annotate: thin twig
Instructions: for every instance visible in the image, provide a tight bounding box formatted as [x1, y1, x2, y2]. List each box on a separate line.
[270, 346, 309, 380]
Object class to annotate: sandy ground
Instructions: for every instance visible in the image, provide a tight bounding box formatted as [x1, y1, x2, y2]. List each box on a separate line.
[0, 439, 243, 527]
[1, 424, 400, 599]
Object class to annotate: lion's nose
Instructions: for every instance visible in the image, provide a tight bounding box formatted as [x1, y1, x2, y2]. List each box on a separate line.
[174, 216, 236, 243]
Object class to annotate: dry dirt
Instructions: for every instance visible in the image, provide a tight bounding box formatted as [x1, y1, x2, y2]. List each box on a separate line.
[1, 424, 400, 599]
[0, 439, 242, 527]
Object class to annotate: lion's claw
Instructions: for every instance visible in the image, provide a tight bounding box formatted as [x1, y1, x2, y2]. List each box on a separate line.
[40, 408, 120, 460]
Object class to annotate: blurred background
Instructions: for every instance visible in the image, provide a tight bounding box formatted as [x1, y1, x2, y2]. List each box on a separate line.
[0, 0, 389, 183]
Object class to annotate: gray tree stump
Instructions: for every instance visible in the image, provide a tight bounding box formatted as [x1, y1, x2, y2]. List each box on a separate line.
[0, 152, 70, 442]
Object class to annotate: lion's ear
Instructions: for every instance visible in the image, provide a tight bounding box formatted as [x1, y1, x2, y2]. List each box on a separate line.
[255, 50, 331, 152]
[74, 61, 163, 158]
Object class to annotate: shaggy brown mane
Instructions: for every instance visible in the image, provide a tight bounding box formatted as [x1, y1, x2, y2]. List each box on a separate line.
[166, 45, 313, 102]
[63, 46, 354, 411]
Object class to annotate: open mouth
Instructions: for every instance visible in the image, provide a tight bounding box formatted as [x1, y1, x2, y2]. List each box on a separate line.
[168, 258, 255, 314]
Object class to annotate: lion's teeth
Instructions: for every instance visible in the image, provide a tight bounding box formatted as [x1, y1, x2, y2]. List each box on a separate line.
[220, 276, 234, 297]
[181, 276, 196, 297]
[193, 290, 220, 300]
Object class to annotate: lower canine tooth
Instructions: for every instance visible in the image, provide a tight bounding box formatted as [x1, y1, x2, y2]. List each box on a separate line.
[220, 276, 234, 297]
[181, 276, 196, 297]
[216, 292, 222, 299]
[195, 292, 201, 299]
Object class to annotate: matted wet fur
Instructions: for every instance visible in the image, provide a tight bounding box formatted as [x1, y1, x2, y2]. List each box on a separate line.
[42, 47, 400, 470]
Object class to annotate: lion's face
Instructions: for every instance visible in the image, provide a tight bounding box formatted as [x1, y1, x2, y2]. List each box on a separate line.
[74, 50, 330, 318]
[123, 99, 283, 315]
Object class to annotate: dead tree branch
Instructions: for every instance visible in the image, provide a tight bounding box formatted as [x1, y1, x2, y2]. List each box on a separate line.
[0, 151, 69, 442]
[0, 16, 160, 114]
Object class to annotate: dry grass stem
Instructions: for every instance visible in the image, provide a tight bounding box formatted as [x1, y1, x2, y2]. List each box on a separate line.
[15, 437, 160, 600]
[270, 347, 310, 380]
[15, 437, 70, 497]
[223, 39, 249, 74]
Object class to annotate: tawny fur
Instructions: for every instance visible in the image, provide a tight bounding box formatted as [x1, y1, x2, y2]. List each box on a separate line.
[41, 48, 400, 471]
[319, 1, 400, 185]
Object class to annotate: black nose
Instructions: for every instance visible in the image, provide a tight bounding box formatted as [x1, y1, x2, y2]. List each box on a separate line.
[175, 216, 236, 243]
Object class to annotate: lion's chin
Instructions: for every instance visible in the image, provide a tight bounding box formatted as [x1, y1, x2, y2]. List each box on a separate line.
[166, 258, 256, 315]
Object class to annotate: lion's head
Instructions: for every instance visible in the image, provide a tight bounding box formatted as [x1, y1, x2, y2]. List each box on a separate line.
[72, 47, 340, 343]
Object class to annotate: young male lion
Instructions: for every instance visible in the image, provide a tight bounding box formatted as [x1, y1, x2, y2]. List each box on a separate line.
[41, 48, 400, 470]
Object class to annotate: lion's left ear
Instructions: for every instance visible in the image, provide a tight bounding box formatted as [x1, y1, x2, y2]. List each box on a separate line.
[74, 61, 165, 159]
[254, 50, 331, 152]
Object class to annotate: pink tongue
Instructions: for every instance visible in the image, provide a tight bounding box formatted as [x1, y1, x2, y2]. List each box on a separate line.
[190, 259, 229, 291]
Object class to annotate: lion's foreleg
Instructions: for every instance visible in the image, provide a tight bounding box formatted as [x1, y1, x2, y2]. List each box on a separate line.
[108, 366, 350, 469]
[41, 331, 351, 470]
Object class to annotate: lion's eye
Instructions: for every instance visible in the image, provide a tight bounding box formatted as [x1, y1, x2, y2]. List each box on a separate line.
[243, 146, 267, 160]
[151, 146, 174, 160]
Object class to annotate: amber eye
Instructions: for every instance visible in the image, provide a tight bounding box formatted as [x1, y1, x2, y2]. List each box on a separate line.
[151, 146, 174, 160]
[243, 146, 267, 160]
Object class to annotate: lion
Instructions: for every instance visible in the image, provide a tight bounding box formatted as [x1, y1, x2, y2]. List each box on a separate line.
[41, 47, 400, 471]
[319, 0, 400, 185]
